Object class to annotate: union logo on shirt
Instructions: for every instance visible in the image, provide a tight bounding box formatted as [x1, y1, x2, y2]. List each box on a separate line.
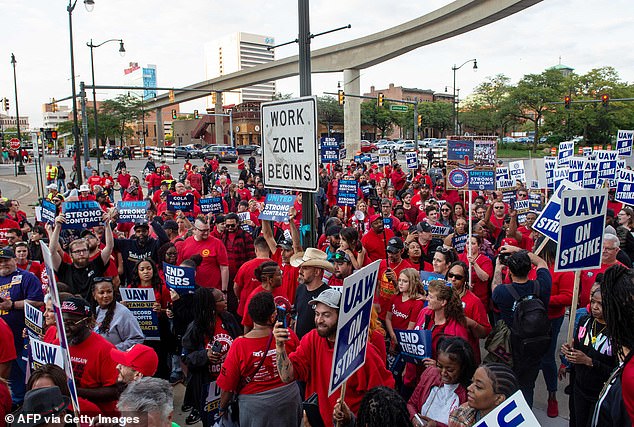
[202, 249, 210, 257]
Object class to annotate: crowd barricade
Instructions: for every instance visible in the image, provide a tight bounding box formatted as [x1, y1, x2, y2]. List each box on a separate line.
[145, 146, 176, 162]
[417, 147, 447, 163]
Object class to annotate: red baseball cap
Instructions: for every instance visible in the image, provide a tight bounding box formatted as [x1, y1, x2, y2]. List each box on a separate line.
[110, 344, 158, 377]
[368, 213, 382, 224]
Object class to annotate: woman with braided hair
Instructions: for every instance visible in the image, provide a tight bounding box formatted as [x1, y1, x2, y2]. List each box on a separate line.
[334, 385, 414, 427]
[240, 261, 291, 333]
[591, 264, 634, 426]
[91, 276, 144, 351]
[448, 363, 518, 427]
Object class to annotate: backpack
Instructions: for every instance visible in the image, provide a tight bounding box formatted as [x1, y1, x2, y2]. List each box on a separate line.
[506, 281, 551, 360]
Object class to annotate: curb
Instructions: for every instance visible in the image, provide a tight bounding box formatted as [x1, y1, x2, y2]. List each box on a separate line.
[2, 177, 35, 202]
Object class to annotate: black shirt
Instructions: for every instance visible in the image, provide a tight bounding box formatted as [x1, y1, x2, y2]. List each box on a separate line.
[56, 256, 107, 300]
[294, 282, 330, 339]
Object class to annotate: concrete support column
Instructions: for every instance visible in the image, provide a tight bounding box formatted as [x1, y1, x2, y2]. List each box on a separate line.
[343, 69, 361, 160]
[214, 91, 223, 145]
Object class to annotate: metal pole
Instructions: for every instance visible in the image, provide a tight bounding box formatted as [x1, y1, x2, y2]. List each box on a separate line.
[80, 82, 90, 170]
[414, 100, 419, 175]
[141, 97, 145, 158]
[68, 0, 83, 184]
[298, 0, 316, 248]
[229, 110, 233, 147]
[89, 41, 101, 173]
[452, 65, 457, 135]
[11, 53, 26, 175]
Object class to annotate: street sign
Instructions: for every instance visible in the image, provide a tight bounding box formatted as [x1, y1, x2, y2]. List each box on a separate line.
[9, 138, 20, 150]
[389, 105, 408, 112]
[261, 96, 318, 192]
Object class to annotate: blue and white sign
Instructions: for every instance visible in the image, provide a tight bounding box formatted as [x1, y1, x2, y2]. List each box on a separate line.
[329, 260, 380, 395]
[533, 179, 581, 242]
[337, 179, 358, 207]
[496, 166, 510, 183]
[406, 152, 418, 170]
[41, 199, 57, 224]
[30, 339, 64, 370]
[595, 150, 618, 181]
[24, 302, 43, 340]
[555, 188, 607, 272]
[582, 146, 594, 158]
[320, 137, 341, 164]
[469, 170, 495, 191]
[508, 160, 526, 184]
[544, 157, 557, 189]
[473, 391, 540, 427]
[259, 193, 295, 222]
[202, 381, 222, 426]
[615, 169, 634, 205]
[553, 167, 569, 191]
[163, 262, 196, 293]
[419, 271, 447, 292]
[567, 157, 585, 186]
[167, 194, 195, 213]
[378, 154, 391, 165]
[199, 197, 224, 214]
[117, 200, 150, 223]
[583, 159, 599, 189]
[558, 141, 574, 166]
[394, 329, 432, 363]
[617, 130, 634, 157]
[61, 200, 102, 229]
[120, 287, 159, 340]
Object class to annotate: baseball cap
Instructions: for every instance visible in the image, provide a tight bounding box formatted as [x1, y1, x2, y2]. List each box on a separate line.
[420, 183, 430, 189]
[79, 184, 90, 192]
[309, 288, 342, 309]
[277, 237, 293, 250]
[162, 220, 178, 231]
[110, 344, 159, 377]
[435, 186, 444, 191]
[368, 213, 382, 224]
[386, 237, 404, 253]
[134, 222, 149, 230]
[46, 183, 57, 190]
[333, 250, 352, 263]
[416, 222, 432, 233]
[0, 247, 15, 259]
[80, 230, 96, 238]
[60, 297, 91, 317]
[500, 237, 519, 247]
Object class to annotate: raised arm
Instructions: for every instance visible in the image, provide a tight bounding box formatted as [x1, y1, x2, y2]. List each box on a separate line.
[48, 215, 65, 270]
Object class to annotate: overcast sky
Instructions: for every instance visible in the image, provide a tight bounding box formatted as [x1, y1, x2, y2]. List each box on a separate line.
[2, 0, 633, 129]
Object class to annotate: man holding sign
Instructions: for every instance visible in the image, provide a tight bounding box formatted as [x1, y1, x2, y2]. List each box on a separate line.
[274, 288, 394, 426]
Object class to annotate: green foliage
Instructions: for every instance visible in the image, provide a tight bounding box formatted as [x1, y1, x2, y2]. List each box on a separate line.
[317, 96, 343, 127]
[360, 100, 396, 138]
[100, 94, 147, 146]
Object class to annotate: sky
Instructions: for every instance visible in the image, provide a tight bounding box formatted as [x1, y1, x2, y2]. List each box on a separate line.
[1, 0, 633, 129]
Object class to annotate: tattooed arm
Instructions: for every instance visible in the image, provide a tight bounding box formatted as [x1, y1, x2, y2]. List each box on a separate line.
[273, 321, 296, 383]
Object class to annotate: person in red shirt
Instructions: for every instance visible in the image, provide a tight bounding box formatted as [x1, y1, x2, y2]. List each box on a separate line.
[217, 291, 301, 425]
[183, 159, 193, 174]
[0, 318, 16, 380]
[262, 218, 301, 304]
[86, 169, 102, 191]
[58, 296, 119, 414]
[389, 162, 407, 192]
[176, 217, 229, 291]
[385, 267, 425, 352]
[236, 179, 252, 202]
[234, 236, 273, 318]
[580, 234, 625, 308]
[241, 261, 291, 332]
[14, 242, 43, 279]
[361, 214, 395, 262]
[0, 202, 19, 246]
[187, 165, 203, 194]
[376, 237, 415, 320]
[458, 235, 494, 310]
[273, 289, 395, 426]
[116, 167, 132, 198]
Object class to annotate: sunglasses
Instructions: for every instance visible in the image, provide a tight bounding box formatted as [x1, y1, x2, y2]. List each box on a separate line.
[92, 276, 113, 283]
[494, 206, 505, 210]
[447, 273, 464, 280]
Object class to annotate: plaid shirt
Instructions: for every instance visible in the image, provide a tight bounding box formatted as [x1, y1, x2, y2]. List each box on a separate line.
[448, 403, 481, 427]
[220, 229, 255, 278]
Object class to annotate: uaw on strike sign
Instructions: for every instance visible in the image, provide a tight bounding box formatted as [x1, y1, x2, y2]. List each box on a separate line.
[262, 96, 318, 192]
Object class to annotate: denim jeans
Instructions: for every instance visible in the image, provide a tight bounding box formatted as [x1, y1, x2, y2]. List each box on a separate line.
[541, 316, 564, 392]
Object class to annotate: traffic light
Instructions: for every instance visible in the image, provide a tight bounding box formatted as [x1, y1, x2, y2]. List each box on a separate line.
[211, 92, 217, 105]
[194, 109, 199, 119]
[338, 90, 345, 106]
[169, 90, 175, 103]
[377, 93, 384, 107]
[2, 98, 8, 111]
[417, 114, 422, 127]
[171, 109, 177, 120]
[601, 94, 609, 108]
[564, 95, 571, 109]
[50, 130, 58, 141]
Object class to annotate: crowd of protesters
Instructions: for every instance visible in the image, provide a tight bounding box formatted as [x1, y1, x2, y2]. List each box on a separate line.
[0, 151, 633, 427]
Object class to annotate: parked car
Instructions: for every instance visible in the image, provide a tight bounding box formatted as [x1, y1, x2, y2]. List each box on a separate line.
[420, 138, 436, 147]
[204, 145, 238, 163]
[399, 140, 416, 152]
[501, 137, 516, 143]
[236, 144, 260, 155]
[429, 138, 447, 148]
[174, 146, 203, 159]
[360, 140, 377, 153]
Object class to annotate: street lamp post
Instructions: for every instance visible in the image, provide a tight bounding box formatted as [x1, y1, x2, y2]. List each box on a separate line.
[87, 38, 125, 173]
[451, 59, 477, 135]
[10, 53, 25, 175]
[127, 91, 146, 157]
[67, 0, 94, 185]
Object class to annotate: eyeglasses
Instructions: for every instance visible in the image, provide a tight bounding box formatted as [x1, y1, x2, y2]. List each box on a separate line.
[518, 193, 527, 197]
[494, 206, 505, 210]
[92, 276, 113, 283]
[71, 249, 88, 255]
[603, 246, 618, 252]
[447, 273, 464, 280]
[194, 226, 210, 233]
[225, 223, 237, 228]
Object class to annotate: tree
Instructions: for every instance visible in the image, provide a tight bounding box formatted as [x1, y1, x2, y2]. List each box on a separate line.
[317, 96, 343, 132]
[100, 95, 146, 147]
[360, 101, 396, 138]
[507, 69, 567, 151]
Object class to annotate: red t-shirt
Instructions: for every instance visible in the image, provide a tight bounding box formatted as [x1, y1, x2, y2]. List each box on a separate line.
[87, 175, 102, 190]
[241, 287, 291, 329]
[59, 332, 119, 415]
[461, 290, 491, 365]
[548, 268, 574, 319]
[389, 295, 423, 330]
[272, 248, 300, 305]
[580, 261, 624, 308]
[0, 381, 11, 427]
[376, 258, 415, 320]
[623, 358, 634, 424]
[288, 329, 395, 426]
[0, 318, 16, 364]
[176, 236, 229, 289]
[116, 173, 131, 189]
[361, 228, 395, 262]
[234, 258, 271, 317]
[17, 261, 43, 281]
[217, 331, 299, 395]
[458, 252, 493, 309]
[0, 218, 19, 246]
[237, 188, 251, 201]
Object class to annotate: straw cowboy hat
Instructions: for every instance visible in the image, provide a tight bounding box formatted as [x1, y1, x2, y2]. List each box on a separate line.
[290, 248, 334, 272]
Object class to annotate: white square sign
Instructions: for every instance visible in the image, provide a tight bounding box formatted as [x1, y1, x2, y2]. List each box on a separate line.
[261, 96, 318, 192]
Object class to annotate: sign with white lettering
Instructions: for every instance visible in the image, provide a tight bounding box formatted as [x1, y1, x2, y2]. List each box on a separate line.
[617, 130, 633, 157]
[320, 137, 340, 164]
[558, 141, 575, 166]
[556, 188, 607, 272]
[337, 180, 358, 207]
[595, 150, 618, 181]
[329, 260, 380, 395]
[406, 152, 418, 169]
[533, 179, 581, 242]
[167, 194, 194, 213]
[117, 200, 150, 223]
[41, 199, 57, 224]
[394, 329, 432, 363]
[615, 169, 634, 205]
[262, 96, 318, 191]
[163, 262, 196, 293]
[199, 197, 223, 214]
[508, 160, 526, 184]
[61, 201, 102, 229]
[259, 193, 295, 222]
[120, 287, 159, 340]
[473, 391, 540, 427]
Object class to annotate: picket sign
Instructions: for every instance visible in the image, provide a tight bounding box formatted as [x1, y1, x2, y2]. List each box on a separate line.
[473, 391, 540, 427]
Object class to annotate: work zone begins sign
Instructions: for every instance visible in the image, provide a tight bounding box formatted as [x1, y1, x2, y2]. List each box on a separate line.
[261, 96, 318, 192]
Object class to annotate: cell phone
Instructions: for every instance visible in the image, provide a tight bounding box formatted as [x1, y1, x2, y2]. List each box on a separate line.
[210, 340, 222, 353]
[276, 306, 287, 328]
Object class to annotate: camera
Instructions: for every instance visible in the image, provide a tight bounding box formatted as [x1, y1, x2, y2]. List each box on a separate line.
[498, 251, 512, 265]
